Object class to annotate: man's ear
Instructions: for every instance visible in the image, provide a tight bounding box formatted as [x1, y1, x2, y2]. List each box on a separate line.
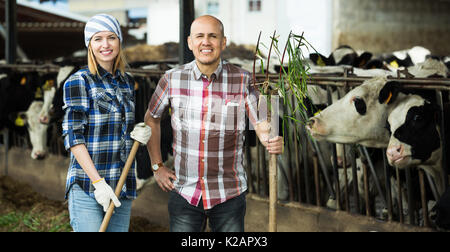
[222, 36, 227, 50]
[187, 36, 193, 51]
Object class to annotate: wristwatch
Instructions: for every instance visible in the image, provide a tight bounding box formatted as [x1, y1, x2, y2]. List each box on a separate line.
[152, 162, 164, 172]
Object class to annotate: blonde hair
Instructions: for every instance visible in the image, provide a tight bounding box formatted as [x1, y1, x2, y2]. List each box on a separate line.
[87, 43, 128, 76]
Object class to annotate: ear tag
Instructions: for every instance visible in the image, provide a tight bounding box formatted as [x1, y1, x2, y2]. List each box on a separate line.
[317, 57, 326, 66]
[314, 110, 322, 116]
[35, 86, 43, 99]
[384, 92, 393, 104]
[390, 60, 399, 68]
[15, 116, 25, 127]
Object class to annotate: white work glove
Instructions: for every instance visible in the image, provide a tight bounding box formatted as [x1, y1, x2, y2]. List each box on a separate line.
[93, 178, 121, 212]
[130, 122, 152, 145]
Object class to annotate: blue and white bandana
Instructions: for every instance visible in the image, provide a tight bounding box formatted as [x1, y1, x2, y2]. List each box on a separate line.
[84, 13, 123, 47]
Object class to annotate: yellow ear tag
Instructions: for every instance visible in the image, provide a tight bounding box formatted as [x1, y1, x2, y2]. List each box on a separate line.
[43, 80, 54, 91]
[35, 86, 43, 99]
[384, 92, 393, 104]
[15, 116, 25, 127]
[20, 77, 27, 85]
[314, 110, 321, 117]
[390, 60, 399, 68]
[317, 57, 326, 67]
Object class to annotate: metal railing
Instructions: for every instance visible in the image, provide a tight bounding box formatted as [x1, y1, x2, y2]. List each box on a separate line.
[1, 63, 449, 229]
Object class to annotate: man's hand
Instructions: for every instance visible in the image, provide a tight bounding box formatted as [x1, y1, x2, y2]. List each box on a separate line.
[92, 178, 121, 211]
[264, 136, 284, 154]
[154, 166, 177, 192]
[255, 121, 284, 154]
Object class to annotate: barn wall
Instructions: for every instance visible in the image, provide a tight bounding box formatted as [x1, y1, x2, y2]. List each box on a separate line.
[333, 0, 450, 56]
[1, 147, 431, 232]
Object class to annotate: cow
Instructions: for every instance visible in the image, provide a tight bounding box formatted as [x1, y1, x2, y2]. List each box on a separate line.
[23, 86, 56, 159]
[306, 76, 398, 148]
[385, 93, 449, 196]
[309, 45, 373, 68]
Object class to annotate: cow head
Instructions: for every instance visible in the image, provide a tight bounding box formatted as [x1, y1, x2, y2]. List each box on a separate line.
[306, 77, 400, 148]
[386, 94, 441, 169]
[25, 101, 49, 159]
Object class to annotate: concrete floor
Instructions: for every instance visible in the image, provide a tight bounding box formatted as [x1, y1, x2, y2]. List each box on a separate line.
[1, 147, 433, 232]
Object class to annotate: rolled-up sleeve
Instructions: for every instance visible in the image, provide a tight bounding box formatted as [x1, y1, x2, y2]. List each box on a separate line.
[62, 74, 90, 150]
[147, 74, 170, 119]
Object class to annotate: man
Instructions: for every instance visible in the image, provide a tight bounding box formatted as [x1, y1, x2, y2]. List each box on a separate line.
[144, 15, 283, 232]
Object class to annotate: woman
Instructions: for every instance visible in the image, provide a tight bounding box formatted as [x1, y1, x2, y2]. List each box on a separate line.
[62, 14, 136, 232]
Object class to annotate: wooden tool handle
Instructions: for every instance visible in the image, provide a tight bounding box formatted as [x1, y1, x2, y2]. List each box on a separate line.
[99, 141, 140, 232]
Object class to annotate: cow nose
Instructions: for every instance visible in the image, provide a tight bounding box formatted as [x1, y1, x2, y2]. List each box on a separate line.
[32, 151, 46, 160]
[307, 117, 317, 128]
[39, 116, 49, 124]
[386, 144, 404, 161]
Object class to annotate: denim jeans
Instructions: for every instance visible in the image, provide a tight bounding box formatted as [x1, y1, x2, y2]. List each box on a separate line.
[168, 191, 247, 232]
[68, 183, 132, 232]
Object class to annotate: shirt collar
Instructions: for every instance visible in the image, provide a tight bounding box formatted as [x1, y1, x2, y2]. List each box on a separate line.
[97, 65, 126, 83]
[192, 59, 223, 81]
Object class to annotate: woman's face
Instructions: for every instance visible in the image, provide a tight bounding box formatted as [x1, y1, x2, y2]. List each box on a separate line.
[90, 31, 120, 71]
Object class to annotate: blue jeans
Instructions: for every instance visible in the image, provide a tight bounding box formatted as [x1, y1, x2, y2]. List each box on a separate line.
[168, 191, 247, 232]
[68, 183, 132, 232]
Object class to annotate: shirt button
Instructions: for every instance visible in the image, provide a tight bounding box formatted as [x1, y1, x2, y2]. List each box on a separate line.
[201, 159, 205, 162]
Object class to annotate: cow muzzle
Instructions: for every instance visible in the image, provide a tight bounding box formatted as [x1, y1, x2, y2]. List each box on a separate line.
[386, 144, 409, 167]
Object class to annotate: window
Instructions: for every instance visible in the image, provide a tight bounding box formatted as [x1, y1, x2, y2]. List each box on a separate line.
[207, 1, 220, 15]
[249, 0, 261, 12]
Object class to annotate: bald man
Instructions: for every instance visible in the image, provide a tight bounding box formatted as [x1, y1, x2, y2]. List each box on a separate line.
[144, 15, 283, 232]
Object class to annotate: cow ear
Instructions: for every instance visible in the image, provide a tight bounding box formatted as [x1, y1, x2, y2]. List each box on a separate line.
[309, 53, 329, 66]
[378, 81, 400, 105]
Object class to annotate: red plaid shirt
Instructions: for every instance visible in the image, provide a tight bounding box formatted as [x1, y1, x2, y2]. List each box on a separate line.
[147, 60, 260, 209]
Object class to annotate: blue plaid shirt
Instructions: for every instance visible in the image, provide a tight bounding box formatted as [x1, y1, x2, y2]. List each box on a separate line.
[62, 66, 136, 200]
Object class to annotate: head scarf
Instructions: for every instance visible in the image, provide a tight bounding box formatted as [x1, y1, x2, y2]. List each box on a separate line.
[84, 13, 123, 47]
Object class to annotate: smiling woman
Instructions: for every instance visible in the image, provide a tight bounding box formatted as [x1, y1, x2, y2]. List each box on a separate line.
[62, 13, 137, 232]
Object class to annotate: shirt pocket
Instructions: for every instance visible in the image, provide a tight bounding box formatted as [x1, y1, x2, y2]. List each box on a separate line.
[93, 91, 119, 115]
[224, 96, 244, 132]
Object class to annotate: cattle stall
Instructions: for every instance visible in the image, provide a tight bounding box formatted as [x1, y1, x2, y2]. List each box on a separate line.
[0, 63, 449, 231]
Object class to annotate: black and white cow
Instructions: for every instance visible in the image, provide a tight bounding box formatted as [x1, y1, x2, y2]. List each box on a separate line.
[309, 45, 373, 68]
[385, 93, 449, 195]
[306, 76, 398, 148]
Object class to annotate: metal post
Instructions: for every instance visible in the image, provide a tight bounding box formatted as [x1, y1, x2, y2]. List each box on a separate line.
[179, 0, 195, 64]
[6, 0, 17, 64]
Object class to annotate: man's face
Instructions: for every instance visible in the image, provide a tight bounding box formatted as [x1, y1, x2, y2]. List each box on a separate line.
[188, 18, 227, 67]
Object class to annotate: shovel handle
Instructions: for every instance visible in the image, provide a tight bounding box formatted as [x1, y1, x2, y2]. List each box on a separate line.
[99, 141, 140, 232]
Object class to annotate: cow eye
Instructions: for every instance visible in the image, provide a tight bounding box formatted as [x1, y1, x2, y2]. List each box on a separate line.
[413, 114, 422, 121]
[354, 97, 367, 115]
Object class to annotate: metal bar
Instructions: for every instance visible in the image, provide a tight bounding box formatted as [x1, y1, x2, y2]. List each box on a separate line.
[382, 149, 394, 221]
[405, 167, 416, 225]
[342, 145, 350, 212]
[436, 91, 449, 190]
[361, 146, 387, 208]
[362, 162, 370, 216]
[418, 169, 430, 227]
[310, 138, 335, 199]
[327, 86, 341, 210]
[301, 124, 311, 204]
[395, 166, 404, 223]
[5, 0, 17, 64]
[313, 155, 320, 206]
[350, 145, 360, 214]
[178, 0, 194, 64]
